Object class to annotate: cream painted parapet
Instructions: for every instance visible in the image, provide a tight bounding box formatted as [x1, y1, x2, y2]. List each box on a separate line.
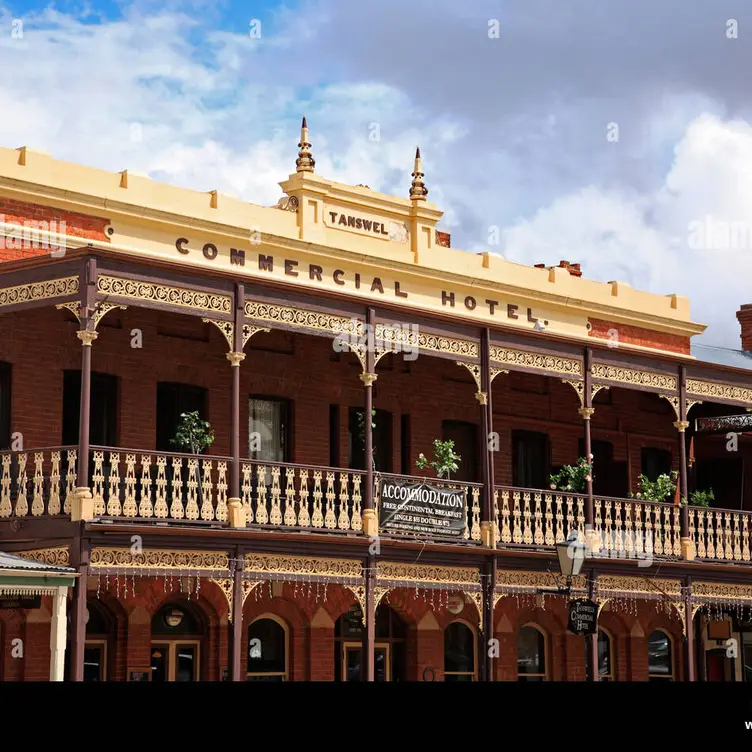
[0, 143, 706, 354]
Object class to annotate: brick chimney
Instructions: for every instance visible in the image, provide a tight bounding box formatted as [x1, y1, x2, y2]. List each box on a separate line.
[534, 259, 582, 277]
[736, 304, 752, 351]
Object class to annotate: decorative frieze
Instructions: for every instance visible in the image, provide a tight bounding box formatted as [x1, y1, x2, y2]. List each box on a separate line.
[245, 300, 363, 337]
[686, 378, 752, 405]
[691, 581, 752, 604]
[243, 553, 361, 580]
[376, 562, 481, 588]
[591, 363, 677, 391]
[97, 275, 232, 314]
[595, 575, 681, 598]
[0, 276, 78, 309]
[90, 547, 229, 571]
[14, 547, 70, 567]
[495, 570, 587, 593]
[490, 346, 582, 376]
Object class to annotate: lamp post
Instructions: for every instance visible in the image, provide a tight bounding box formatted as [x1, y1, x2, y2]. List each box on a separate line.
[555, 529, 587, 594]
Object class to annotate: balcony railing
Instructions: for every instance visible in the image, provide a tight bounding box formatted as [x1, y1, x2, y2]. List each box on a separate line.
[0, 446, 77, 517]
[1, 446, 750, 564]
[495, 486, 683, 560]
[688, 506, 752, 562]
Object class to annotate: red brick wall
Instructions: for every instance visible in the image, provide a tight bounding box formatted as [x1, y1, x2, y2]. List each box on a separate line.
[0, 583, 687, 682]
[588, 318, 690, 355]
[0, 306, 686, 494]
[0, 198, 109, 263]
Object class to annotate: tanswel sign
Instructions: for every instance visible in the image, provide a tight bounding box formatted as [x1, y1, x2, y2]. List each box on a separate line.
[568, 599, 598, 635]
[378, 478, 466, 538]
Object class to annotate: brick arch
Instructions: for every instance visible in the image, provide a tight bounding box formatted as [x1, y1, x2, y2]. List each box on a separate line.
[242, 587, 310, 682]
[378, 587, 426, 627]
[642, 610, 684, 681]
[126, 577, 225, 624]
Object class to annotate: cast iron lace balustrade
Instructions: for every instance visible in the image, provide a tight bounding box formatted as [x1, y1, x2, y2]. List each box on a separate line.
[0, 446, 78, 517]
[4, 444, 752, 563]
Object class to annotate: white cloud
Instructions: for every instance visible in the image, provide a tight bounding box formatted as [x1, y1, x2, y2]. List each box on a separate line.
[500, 113, 752, 347]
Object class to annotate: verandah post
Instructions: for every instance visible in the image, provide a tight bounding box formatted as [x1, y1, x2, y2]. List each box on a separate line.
[72, 257, 97, 521]
[580, 347, 600, 555]
[677, 366, 695, 561]
[361, 306, 377, 682]
[70, 258, 96, 682]
[227, 283, 246, 528]
[479, 327, 495, 548]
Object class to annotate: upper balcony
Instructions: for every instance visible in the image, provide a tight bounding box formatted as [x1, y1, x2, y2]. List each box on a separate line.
[2, 445, 750, 567]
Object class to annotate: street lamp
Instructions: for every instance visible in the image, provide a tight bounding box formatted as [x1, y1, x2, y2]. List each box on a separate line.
[555, 529, 587, 592]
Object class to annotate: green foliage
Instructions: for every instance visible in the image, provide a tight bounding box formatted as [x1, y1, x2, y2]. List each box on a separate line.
[680, 488, 714, 508]
[549, 457, 592, 493]
[416, 439, 461, 480]
[170, 411, 215, 455]
[629, 471, 678, 503]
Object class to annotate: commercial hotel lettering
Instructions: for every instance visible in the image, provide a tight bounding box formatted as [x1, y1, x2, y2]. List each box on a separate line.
[175, 237, 544, 322]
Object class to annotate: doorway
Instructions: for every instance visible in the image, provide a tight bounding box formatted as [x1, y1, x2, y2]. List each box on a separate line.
[150, 603, 204, 681]
[334, 603, 405, 681]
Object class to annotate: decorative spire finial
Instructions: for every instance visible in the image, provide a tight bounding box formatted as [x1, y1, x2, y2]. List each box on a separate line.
[296, 116, 315, 173]
[409, 146, 428, 201]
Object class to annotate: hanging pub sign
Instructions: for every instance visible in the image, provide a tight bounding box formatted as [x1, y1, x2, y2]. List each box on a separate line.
[0, 595, 41, 610]
[568, 599, 598, 635]
[378, 478, 466, 538]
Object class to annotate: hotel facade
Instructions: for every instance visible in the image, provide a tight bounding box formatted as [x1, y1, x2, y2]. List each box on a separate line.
[1, 122, 752, 682]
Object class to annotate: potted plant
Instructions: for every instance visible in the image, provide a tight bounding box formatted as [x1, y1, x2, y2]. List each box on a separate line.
[549, 457, 592, 493]
[170, 411, 215, 455]
[680, 489, 714, 508]
[628, 471, 678, 503]
[415, 439, 462, 480]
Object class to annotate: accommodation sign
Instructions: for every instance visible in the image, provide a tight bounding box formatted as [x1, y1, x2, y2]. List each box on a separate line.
[378, 478, 466, 538]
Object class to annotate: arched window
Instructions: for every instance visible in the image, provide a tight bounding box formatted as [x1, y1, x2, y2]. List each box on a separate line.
[444, 621, 476, 681]
[584, 629, 614, 681]
[84, 600, 113, 681]
[64, 599, 116, 681]
[247, 616, 288, 681]
[150, 603, 204, 682]
[517, 624, 547, 681]
[648, 629, 674, 681]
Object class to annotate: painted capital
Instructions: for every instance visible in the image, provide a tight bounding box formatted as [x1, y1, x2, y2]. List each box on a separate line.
[76, 329, 98, 346]
[360, 372, 378, 386]
[226, 351, 246, 367]
[673, 420, 689, 433]
[475, 391, 488, 405]
[578, 407, 595, 420]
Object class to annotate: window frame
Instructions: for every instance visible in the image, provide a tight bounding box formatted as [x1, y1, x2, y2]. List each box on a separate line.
[517, 623, 548, 681]
[585, 628, 614, 681]
[647, 628, 675, 681]
[246, 614, 289, 681]
[443, 619, 478, 681]
[248, 395, 292, 464]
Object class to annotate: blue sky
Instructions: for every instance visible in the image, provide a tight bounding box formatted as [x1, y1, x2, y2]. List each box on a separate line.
[2, 1, 752, 347]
